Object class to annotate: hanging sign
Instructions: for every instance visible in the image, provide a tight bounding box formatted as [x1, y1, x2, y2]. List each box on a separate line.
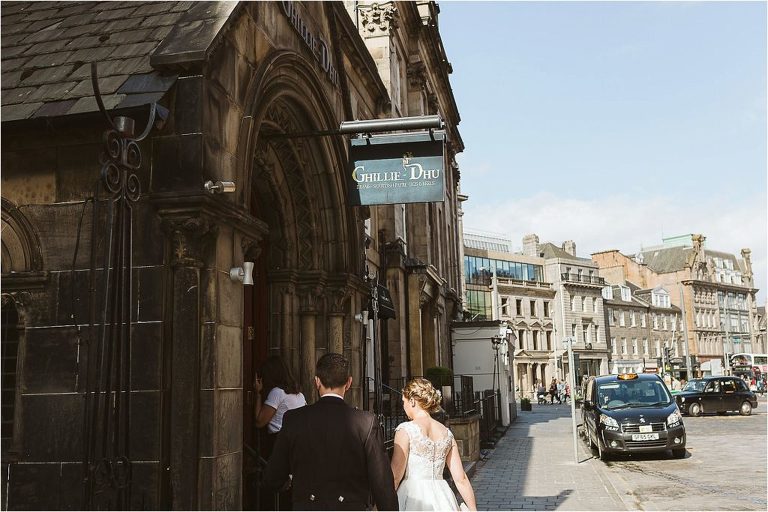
[348, 131, 445, 206]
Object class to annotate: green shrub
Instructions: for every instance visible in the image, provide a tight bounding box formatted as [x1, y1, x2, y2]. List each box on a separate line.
[425, 366, 453, 389]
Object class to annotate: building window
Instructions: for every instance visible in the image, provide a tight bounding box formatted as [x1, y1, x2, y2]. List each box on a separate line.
[619, 312, 626, 327]
[611, 337, 617, 355]
[655, 339, 661, 357]
[571, 324, 577, 339]
[583, 324, 590, 344]
[608, 308, 615, 326]
[546, 331, 552, 351]
[516, 299, 523, 316]
[630, 311, 636, 327]
[543, 301, 550, 317]
[641, 313, 646, 328]
[622, 338, 628, 355]
[532, 331, 539, 351]
[662, 315, 668, 330]
[653, 314, 659, 330]
[518, 330, 526, 350]
[530, 300, 536, 317]
[571, 295, 578, 312]
[632, 338, 638, 355]
[643, 338, 649, 355]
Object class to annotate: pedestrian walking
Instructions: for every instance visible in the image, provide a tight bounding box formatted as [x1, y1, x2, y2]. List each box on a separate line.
[254, 356, 307, 457]
[549, 378, 561, 404]
[391, 378, 477, 511]
[263, 353, 398, 510]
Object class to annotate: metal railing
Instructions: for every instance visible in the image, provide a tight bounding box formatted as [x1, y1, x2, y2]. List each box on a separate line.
[370, 374, 508, 455]
[561, 273, 606, 285]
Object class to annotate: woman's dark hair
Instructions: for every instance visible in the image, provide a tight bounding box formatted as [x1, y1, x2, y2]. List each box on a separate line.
[260, 356, 300, 395]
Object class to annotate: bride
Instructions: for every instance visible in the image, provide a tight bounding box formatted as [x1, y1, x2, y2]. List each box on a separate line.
[391, 378, 478, 511]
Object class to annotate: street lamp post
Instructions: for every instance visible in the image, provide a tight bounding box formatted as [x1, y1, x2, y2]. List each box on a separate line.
[563, 336, 579, 464]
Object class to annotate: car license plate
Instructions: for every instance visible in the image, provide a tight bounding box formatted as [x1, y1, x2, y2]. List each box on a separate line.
[639, 425, 652, 433]
[632, 433, 659, 441]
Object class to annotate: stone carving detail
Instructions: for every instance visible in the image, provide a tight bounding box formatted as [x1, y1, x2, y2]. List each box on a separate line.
[160, 215, 218, 268]
[259, 100, 318, 270]
[327, 288, 351, 315]
[407, 62, 427, 89]
[298, 285, 324, 314]
[427, 92, 439, 115]
[360, 2, 398, 34]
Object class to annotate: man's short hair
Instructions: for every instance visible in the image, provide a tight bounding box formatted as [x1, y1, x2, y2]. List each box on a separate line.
[316, 353, 350, 388]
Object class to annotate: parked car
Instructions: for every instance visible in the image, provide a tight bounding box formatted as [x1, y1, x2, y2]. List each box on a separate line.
[581, 373, 686, 460]
[675, 377, 758, 416]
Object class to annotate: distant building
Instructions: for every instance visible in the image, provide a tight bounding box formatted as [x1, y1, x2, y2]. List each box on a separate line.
[593, 234, 760, 376]
[461, 231, 608, 398]
[603, 284, 683, 376]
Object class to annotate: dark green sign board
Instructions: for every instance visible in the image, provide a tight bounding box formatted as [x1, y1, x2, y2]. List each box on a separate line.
[348, 131, 445, 206]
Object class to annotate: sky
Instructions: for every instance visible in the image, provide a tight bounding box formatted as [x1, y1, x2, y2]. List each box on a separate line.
[439, 1, 767, 304]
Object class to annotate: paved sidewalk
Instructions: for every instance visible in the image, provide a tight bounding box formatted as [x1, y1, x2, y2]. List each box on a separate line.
[470, 403, 625, 511]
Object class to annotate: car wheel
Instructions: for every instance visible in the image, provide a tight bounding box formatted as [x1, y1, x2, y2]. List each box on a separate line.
[740, 401, 752, 416]
[672, 448, 686, 459]
[689, 402, 702, 417]
[598, 437, 610, 461]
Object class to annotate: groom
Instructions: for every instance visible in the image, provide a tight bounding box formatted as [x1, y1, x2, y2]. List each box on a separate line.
[263, 353, 398, 510]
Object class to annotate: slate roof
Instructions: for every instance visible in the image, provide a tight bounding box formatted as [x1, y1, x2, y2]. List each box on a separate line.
[538, 242, 591, 262]
[636, 246, 743, 274]
[1, 1, 192, 122]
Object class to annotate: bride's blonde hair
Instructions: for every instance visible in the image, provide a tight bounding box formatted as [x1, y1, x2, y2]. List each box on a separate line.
[402, 378, 442, 413]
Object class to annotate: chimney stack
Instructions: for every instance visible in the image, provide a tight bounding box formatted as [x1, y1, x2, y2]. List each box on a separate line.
[562, 240, 576, 256]
[523, 234, 539, 257]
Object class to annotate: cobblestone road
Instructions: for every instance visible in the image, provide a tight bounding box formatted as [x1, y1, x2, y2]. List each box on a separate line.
[471, 397, 767, 510]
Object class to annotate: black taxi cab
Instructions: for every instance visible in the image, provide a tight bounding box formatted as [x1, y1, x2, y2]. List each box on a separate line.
[581, 373, 686, 460]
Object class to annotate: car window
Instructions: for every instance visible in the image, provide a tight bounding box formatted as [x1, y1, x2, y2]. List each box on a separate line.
[586, 378, 594, 402]
[722, 380, 737, 393]
[683, 379, 705, 392]
[597, 379, 671, 409]
[705, 380, 720, 393]
[735, 379, 749, 392]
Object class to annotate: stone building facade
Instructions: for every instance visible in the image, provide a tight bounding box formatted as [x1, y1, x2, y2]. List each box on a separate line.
[593, 234, 760, 376]
[603, 284, 683, 375]
[462, 232, 608, 397]
[0, 1, 463, 509]
[539, 238, 610, 379]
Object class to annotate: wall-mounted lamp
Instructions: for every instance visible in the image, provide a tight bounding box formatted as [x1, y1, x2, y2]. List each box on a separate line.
[230, 262, 254, 285]
[205, 180, 236, 194]
[354, 311, 369, 324]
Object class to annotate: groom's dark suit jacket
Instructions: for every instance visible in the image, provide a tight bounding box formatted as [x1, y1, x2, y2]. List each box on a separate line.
[263, 395, 398, 511]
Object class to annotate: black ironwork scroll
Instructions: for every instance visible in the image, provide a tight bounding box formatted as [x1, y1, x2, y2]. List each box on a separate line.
[81, 63, 158, 510]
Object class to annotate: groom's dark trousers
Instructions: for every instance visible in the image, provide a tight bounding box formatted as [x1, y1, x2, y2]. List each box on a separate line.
[263, 395, 399, 510]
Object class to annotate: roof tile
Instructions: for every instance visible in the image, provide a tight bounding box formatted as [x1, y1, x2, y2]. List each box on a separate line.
[2, 33, 29, 47]
[25, 80, 79, 102]
[56, 3, 96, 18]
[19, 64, 77, 86]
[31, 98, 78, 118]
[93, 6, 138, 21]
[57, 11, 98, 29]
[1, 101, 44, 121]
[18, 25, 67, 44]
[1, 70, 23, 89]
[1, 56, 29, 72]
[68, 94, 125, 115]
[61, 22, 107, 39]
[109, 42, 159, 60]
[65, 46, 116, 65]
[0, 20, 31, 35]
[22, 39, 71, 56]
[68, 74, 128, 97]
[3, 86, 38, 105]
[19, 8, 60, 22]
[135, 2, 175, 16]
[107, 29, 154, 45]
[1, 44, 31, 59]
[26, 50, 74, 68]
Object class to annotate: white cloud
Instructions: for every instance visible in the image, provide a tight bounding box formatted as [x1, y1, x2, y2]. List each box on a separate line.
[462, 191, 767, 304]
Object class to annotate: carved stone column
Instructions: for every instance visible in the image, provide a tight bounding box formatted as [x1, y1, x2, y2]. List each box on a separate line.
[158, 213, 216, 511]
[298, 286, 322, 400]
[327, 288, 350, 355]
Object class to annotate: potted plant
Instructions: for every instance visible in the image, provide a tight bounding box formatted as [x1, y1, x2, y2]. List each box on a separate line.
[520, 397, 532, 411]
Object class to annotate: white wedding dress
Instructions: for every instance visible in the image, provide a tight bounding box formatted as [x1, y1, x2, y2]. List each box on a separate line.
[395, 421, 460, 511]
